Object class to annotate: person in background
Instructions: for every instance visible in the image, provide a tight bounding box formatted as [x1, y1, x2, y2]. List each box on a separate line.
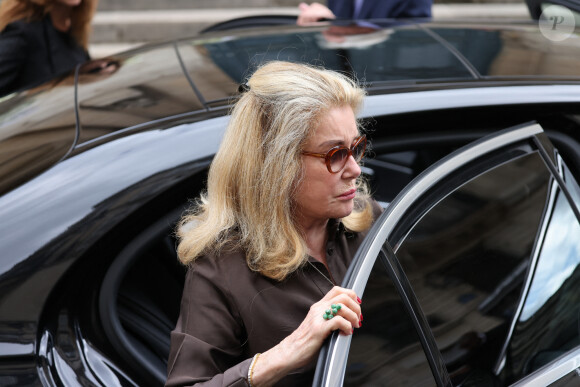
[0, 0, 97, 96]
[166, 61, 382, 386]
[297, 0, 432, 25]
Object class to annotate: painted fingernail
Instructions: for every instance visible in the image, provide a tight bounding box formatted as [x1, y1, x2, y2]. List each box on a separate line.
[360, 313, 363, 322]
[357, 296, 362, 304]
[351, 328, 354, 335]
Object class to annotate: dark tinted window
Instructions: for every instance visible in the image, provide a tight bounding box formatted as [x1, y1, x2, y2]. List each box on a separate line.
[395, 152, 552, 385]
[345, 252, 436, 386]
[502, 185, 580, 380]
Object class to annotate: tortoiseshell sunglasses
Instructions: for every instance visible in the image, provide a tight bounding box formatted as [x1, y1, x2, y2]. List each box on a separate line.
[302, 135, 367, 173]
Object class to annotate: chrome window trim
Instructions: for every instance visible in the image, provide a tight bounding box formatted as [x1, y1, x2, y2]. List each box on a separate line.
[511, 347, 580, 387]
[322, 123, 544, 387]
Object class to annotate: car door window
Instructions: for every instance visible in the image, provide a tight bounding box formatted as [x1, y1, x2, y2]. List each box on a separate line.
[319, 125, 580, 386]
[394, 151, 552, 385]
[345, 251, 437, 386]
[501, 178, 580, 380]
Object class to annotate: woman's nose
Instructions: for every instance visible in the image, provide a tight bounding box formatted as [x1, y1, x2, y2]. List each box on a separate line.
[342, 154, 361, 178]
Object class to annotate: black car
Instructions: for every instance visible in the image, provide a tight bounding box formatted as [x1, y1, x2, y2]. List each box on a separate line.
[2, 17, 580, 386]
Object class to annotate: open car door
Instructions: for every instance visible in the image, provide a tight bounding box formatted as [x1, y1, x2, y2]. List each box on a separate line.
[314, 122, 580, 386]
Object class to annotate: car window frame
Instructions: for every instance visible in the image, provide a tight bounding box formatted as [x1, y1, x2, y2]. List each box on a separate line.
[511, 346, 580, 386]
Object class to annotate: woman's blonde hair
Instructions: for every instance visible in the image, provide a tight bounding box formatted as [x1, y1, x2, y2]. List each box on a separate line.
[0, 0, 97, 49]
[177, 61, 373, 281]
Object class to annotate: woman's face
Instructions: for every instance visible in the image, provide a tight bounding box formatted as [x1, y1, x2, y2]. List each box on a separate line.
[294, 105, 362, 226]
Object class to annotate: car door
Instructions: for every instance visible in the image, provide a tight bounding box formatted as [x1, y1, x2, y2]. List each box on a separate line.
[314, 122, 580, 386]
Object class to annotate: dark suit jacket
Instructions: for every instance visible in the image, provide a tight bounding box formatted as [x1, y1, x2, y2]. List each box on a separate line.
[0, 17, 89, 96]
[328, 0, 432, 19]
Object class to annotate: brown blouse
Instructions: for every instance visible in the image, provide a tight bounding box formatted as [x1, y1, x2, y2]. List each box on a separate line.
[166, 207, 380, 386]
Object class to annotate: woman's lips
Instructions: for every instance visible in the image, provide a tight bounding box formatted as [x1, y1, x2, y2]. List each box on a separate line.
[338, 188, 357, 200]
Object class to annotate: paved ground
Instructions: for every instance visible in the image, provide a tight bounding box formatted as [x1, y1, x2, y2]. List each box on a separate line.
[88, 4, 532, 58]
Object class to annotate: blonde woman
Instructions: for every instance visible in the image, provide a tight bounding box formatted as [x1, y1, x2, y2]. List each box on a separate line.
[0, 0, 97, 96]
[167, 61, 381, 386]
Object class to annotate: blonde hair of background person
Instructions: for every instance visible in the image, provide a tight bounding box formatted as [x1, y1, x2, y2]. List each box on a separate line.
[0, 0, 97, 49]
[177, 61, 373, 281]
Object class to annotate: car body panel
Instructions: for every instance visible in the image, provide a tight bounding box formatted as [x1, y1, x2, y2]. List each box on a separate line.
[0, 116, 227, 358]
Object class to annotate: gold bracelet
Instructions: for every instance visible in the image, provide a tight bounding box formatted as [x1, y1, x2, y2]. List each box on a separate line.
[248, 353, 261, 387]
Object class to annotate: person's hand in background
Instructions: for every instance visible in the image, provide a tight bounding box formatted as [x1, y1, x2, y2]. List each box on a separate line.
[297, 2, 336, 25]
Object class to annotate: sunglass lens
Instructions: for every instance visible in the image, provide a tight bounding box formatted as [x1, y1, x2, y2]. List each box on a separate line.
[352, 139, 366, 162]
[329, 148, 349, 172]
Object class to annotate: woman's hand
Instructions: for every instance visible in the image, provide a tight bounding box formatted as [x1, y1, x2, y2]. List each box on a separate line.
[297, 2, 336, 25]
[251, 286, 362, 386]
[282, 286, 362, 366]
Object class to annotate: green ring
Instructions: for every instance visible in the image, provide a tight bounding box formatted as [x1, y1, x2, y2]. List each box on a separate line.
[324, 304, 343, 320]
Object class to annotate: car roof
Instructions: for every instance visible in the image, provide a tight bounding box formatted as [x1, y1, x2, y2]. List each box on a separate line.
[1, 19, 579, 196]
[171, 19, 580, 102]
